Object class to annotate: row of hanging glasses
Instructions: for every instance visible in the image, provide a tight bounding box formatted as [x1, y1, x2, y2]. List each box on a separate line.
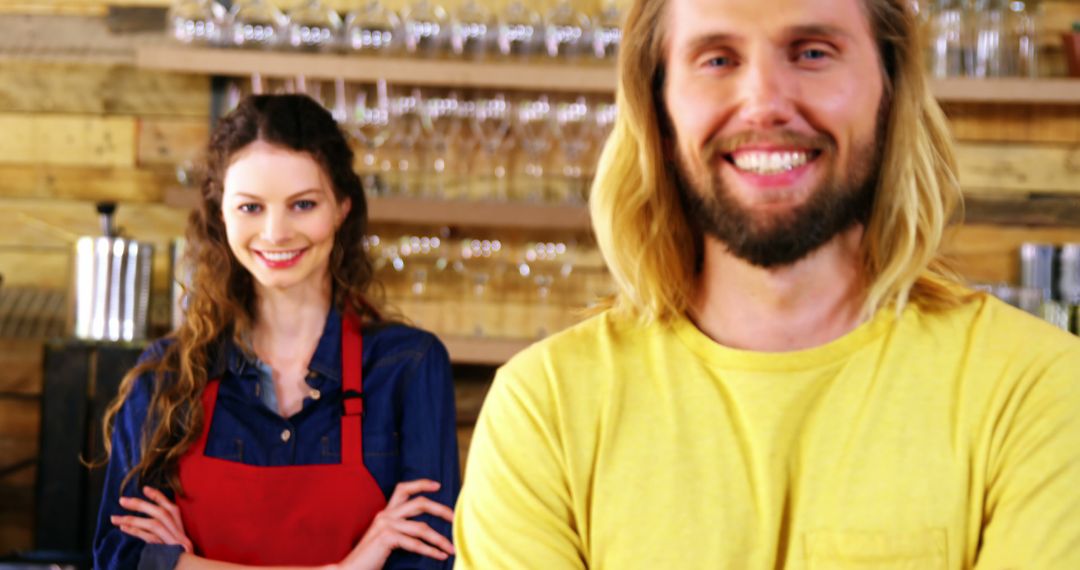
[919, 0, 1040, 78]
[169, 0, 622, 61]
[225, 76, 617, 204]
[366, 229, 614, 339]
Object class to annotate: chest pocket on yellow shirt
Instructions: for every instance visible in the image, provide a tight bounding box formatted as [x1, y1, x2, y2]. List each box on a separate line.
[804, 528, 947, 570]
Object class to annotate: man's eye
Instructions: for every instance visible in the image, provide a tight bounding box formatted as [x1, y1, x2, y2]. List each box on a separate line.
[801, 48, 828, 60]
[293, 199, 317, 211]
[238, 203, 262, 214]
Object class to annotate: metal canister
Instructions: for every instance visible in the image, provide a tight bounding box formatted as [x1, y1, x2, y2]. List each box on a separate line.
[1059, 244, 1080, 304]
[1019, 242, 1056, 302]
[71, 203, 154, 342]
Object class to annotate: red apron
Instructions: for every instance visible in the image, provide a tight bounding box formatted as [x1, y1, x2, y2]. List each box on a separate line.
[176, 315, 387, 565]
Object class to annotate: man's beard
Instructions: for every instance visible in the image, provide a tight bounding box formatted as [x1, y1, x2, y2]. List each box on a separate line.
[674, 126, 884, 269]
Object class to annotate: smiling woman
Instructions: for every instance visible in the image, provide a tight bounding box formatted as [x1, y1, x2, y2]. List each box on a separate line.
[92, 95, 460, 570]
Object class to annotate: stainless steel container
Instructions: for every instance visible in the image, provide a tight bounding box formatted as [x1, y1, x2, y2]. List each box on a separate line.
[1059, 243, 1080, 304]
[71, 203, 154, 342]
[1019, 242, 1056, 301]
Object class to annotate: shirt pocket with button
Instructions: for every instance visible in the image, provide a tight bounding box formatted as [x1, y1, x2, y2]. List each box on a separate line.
[803, 528, 948, 570]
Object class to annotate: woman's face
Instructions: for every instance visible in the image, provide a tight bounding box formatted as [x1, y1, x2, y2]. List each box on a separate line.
[220, 140, 351, 295]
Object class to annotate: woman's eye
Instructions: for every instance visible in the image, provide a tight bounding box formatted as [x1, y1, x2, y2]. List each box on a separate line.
[704, 55, 733, 68]
[238, 203, 262, 214]
[293, 199, 318, 211]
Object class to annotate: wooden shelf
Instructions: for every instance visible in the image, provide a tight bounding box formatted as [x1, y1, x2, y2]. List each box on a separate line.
[442, 335, 531, 366]
[930, 77, 1080, 104]
[137, 46, 1080, 103]
[164, 187, 592, 231]
[136, 46, 616, 93]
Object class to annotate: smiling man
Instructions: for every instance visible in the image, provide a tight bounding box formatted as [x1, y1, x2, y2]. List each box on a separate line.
[453, 0, 1080, 568]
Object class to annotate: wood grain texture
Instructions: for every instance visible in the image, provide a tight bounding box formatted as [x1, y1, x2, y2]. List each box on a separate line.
[137, 117, 208, 166]
[943, 224, 1080, 284]
[0, 340, 45, 395]
[944, 102, 1080, 144]
[0, 113, 137, 168]
[0, 164, 173, 202]
[0, 60, 209, 117]
[956, 142, 1080, 194]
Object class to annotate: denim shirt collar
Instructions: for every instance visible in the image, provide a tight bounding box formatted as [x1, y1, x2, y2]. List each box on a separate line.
[215, 307, 343, 387]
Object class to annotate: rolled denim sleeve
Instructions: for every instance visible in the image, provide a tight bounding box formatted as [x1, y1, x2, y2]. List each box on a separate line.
[384, 334, 460, 570]
[93, 340, 182, 570]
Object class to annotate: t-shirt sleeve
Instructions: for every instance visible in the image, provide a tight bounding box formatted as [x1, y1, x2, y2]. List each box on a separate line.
[976, 345, 1080, 567]
[453, 363, 586, 569]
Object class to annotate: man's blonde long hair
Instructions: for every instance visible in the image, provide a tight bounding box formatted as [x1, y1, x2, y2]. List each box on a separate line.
[590, 0, 964, 323]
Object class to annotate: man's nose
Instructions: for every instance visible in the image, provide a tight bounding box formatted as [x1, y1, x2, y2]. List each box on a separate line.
[260, 208, 293, 244]
[736, 56, 797, 129]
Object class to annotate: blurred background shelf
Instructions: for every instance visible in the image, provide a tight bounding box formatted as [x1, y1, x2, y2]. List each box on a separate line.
[442, 335, 530, 365]
[136, 45, 1080, 104]
[164, 187, 592, 230]
[136, 46, 617, 93]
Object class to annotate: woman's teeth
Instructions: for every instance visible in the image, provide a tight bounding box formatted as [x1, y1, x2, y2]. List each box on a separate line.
[732, 151, 811, 175]
[260, 250, 302, 261]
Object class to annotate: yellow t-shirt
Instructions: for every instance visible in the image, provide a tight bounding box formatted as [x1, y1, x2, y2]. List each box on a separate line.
[454, 293, 1080, 569]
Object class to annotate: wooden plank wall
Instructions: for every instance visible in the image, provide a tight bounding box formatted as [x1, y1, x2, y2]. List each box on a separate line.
[0, 0, 1078, 557]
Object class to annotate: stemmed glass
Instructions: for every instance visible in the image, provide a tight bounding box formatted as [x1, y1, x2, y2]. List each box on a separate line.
[519, 240, 574, 338]
[496, 0, 542, 59]
[168, 0, 227, 46]
[286, 0, 342, 52]
[591, 0, 622, 59]
[419, 91, 463, 199]
[459, 237, 505, 337]
[402, 0, 449, 57]
[450, 0, 495, 59]
[343, 0, 402, 54]
[469, 94, 513, 201]
[551, 96, 593, 204]
[511, 95, 552, 203]
[227, 0, 288, 49]
[543, 0, 591, 59]
[344, 80, 393, 197]
[387, 88, 425, 197]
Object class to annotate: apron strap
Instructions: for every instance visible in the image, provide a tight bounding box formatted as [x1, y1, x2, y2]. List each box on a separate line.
[340, 313, 364, 466]
[189, 381, 220, 457]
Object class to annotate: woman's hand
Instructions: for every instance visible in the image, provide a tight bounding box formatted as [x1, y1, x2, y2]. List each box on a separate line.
[339, 479, 455, 570]
[111, 486, 194, 554]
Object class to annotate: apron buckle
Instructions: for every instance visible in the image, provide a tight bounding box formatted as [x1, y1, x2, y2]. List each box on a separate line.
[342, 389, 365, 417]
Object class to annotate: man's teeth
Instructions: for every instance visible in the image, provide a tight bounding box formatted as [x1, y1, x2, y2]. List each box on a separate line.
[732, 151, 810, 175]
[260, 250, 301, 261]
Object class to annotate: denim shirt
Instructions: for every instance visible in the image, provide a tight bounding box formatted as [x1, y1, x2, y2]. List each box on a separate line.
[93, 310, 460, 569]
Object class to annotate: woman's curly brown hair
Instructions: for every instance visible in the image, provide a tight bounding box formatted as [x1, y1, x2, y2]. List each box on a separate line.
[102, 94, 379, 493]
